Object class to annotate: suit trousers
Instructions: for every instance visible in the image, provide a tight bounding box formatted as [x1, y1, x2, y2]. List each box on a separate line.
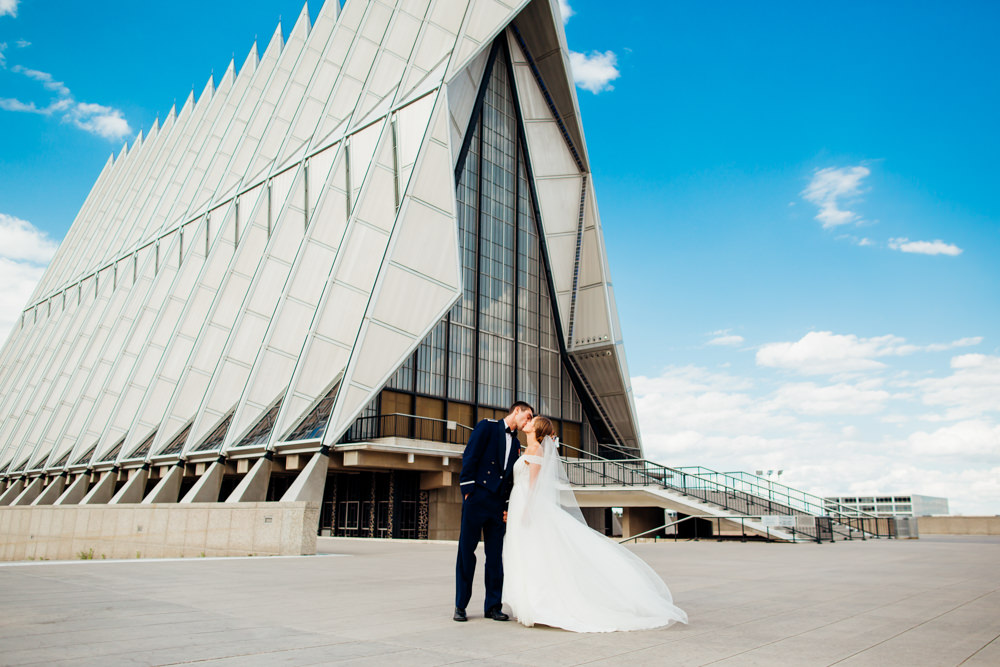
[455, 487, 506, 612]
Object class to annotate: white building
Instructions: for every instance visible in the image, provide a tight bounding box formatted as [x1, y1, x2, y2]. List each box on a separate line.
[0, 0, 640, 541]
[824, 494, 950, 518]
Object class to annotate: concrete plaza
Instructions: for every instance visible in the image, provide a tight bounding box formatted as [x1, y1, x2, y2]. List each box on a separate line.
[0, 535, 997, 666]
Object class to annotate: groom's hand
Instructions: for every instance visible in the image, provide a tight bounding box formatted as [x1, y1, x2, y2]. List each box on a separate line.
[503, 511, 508, 523]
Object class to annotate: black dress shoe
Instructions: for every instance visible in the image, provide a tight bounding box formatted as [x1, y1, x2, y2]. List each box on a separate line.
[453, 607, 467, 622]
[486, 606, 509, 621]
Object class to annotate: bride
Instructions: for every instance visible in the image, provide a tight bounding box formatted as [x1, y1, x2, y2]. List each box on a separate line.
[502, 416, 688, 632]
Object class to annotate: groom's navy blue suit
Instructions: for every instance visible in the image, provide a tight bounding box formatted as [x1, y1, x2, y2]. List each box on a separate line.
[455, 418, 519, 613]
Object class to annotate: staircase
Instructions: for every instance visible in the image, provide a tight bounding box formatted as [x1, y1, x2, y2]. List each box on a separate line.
[563, 456, 891, 543]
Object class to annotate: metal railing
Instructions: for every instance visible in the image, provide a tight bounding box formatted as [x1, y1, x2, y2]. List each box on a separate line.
[673, 467, 886, 540]
[619, 514, 819, 544]
[561, 449, 892, 541]
[562, 456, 830, 542]
[339, 413, 474, 446]
[691, 468, 880, 522]
[336, 418, 891, 542]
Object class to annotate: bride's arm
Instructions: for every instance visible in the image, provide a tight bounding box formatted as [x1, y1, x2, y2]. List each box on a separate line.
[524, 445, 543, 488]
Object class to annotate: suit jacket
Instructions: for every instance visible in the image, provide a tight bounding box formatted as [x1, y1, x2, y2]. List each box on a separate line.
[459, 418, 519, 501]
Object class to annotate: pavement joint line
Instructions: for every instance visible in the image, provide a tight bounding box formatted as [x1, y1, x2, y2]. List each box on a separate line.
[827, 585, 1000, 666]
[151, 640, 422, 666]
[619, 577, 985, 661]
[958, 631, 1000, 666]
[0, 553, 349, 567]
[90, 636, 372, 666]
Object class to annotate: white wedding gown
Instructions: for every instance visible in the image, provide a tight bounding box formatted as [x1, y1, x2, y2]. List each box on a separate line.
[502, 439, 688, 632]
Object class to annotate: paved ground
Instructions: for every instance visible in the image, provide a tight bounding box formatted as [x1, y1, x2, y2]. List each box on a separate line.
[0, 535, 997, 666]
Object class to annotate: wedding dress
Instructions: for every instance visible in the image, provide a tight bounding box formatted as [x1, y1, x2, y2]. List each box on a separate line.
[502, 436, 688, 632]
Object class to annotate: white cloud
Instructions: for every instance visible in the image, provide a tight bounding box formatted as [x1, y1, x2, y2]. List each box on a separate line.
[838, 234, 874, 247]
[888, 237, 962, 256]
[0, 213, 57, 342]
[15, 39, 29, 48]
[0, 41, 6, 67]
[707, 334, 744, 347]
[0, 212, 59, 263]
[633, 366, 796, 443]
[558, 0, 574, 23]
[770, 381, 892, 416]
[906, 419, 1000, 459]
[0, 65, 132, 141]
[908, 354, 1000, 420]
[0, 97, 37, 112]
[756, 331, 981, 375]
[0, 0, 18, 18]
[634, 361, 1000, 515]
[13, 65, 70, 97]
[569, 50, 620, 94]
[801, 165, 870, 228]
[67, 102, 131, 140]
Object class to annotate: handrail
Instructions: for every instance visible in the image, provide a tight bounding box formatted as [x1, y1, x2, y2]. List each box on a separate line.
[617, 514, 815, 544]
[713, 468, 879, 520]
[337, 415, 889, 540]
[562, 457, 826, 542]
[339, 413, 474, 446]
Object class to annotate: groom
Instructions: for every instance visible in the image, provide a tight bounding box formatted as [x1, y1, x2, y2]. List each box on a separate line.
[454, 401, 534, 622]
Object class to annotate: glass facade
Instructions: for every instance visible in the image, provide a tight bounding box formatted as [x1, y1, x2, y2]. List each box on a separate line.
[369, 43, 590, 451]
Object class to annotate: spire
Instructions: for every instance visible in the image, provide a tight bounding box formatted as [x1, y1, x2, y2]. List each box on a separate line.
[241, 40, 260, 75]
[315, 0, 341, 25]
[265, 20, 284, 56]
[292, 2, 312, 37]
[179, 89, 195, 118]
[199, 72, 215, 103]
[220, 58, 236, 88]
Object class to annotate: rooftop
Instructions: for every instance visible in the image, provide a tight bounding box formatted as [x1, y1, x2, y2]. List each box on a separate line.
[0, 535, 997, 665]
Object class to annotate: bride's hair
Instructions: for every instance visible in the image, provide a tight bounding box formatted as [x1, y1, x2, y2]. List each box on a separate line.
[532, 415, 555, 441]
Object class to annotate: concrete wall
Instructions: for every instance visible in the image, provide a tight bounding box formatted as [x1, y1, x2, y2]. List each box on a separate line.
[428, 484, 462, 541]
[918, 516, 1000, 535]
[0, 502, 319, 561]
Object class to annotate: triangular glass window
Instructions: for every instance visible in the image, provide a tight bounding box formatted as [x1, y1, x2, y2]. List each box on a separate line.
[126, 429, 158, 460]
[232, 397, 283, 449]
[285, 381, 340, 442]
[73, 443, 98, 466]
[98, 436, 126, 463]
[158, 423, 192, 456]
[193, 408, 235, 452]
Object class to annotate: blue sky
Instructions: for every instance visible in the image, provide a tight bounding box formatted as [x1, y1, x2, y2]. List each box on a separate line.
[1, 0, 998, 513]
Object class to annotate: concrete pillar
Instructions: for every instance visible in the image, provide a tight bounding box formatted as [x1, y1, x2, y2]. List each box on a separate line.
[0, 478, 25, 505]
[55, 473, 91, 505]
[31, 474, 68, 505]
[621, 507, 665, 539]
[226, 456, 273, 502]
[142, 463, 183, 504]
[110, 467, 149, 504]
[11, 477, 45, 506]
[280, 450, 329, 503]
[180, 460, 225, 503]
[81, 470, 117, 504]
